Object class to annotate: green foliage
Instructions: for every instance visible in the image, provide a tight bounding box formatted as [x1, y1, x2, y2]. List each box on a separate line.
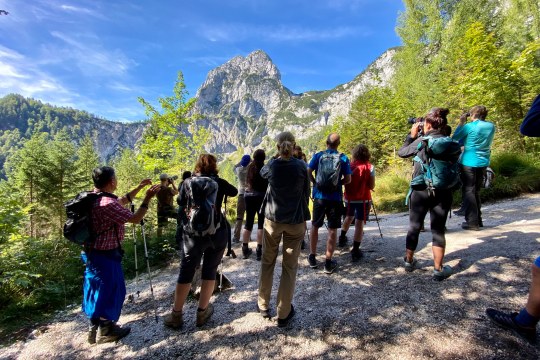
[137, 72, 207, 176]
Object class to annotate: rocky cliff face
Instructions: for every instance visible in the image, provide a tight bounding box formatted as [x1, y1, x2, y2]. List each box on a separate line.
[193, 48, 396, 154]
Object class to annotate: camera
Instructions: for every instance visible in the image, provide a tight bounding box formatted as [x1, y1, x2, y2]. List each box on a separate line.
[407, 117, 425, 136]
[168, 175, 178, 182]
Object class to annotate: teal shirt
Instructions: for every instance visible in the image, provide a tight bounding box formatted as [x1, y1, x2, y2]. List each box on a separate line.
[452, 120, 495, 167]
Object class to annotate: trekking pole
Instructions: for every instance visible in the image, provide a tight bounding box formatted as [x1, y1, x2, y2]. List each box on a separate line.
[218, 258, 224, 292]
[130, 204, 140, 298]
[223, 195, 237, 258]
[371, 201, 383, 240]
[140, 218, 159, 323]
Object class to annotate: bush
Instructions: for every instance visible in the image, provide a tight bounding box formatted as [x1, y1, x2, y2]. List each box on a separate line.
[372, 162, 411, 212]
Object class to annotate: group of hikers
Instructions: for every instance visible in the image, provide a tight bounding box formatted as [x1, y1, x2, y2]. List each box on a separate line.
[76, 97, 540, 345]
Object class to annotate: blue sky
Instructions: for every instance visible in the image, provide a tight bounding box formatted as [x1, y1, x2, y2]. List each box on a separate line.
[0, 0, 404, 122]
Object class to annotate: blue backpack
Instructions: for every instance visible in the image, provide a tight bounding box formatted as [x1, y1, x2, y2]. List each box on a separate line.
[409, 136, 462, 198]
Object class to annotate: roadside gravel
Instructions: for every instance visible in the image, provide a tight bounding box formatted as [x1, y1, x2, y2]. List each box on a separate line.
[1, 194, 539, 359]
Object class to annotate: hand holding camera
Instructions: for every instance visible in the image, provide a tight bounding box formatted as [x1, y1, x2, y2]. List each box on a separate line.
[459, 112, 470, 124]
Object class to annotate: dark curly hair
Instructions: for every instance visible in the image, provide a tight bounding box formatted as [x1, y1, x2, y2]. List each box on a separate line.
[351, 144, 370, 163]
[424, 107, 449, 130]
[194, 154, 218, 175]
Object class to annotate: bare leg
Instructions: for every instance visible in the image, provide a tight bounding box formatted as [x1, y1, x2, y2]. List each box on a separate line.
[342, 216, 353, 233]
[256, 229, 263, 245]
[353, 219, 364, 244]
[198, 280, 216, 310]
[172, 283, 192, 312]
[432, 245, 445, 271]
[242, 228, 252, 245]
[405, 249, 415, 263]
[310, 226, 319, 254]
[326, 228, 337, 259]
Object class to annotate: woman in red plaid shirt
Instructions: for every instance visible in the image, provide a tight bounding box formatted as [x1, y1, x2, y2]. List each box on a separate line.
[84, 166, 160, 344]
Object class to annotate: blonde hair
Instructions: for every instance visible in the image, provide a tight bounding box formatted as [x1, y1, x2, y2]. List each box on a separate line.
[276, 131, 295, 158]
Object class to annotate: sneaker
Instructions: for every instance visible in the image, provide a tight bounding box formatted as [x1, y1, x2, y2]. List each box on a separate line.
[485, 308, 537, 343]
[453, 209, 465, 216]
[277, 305, 296, 327]
[324, 259, 338, 274]
[257, 305, 272, 319]
[163, 310, 184, 329]
[351, 248, 363, 262]
[97, 322, 131, 343]
[87, 325, 98, 344]
[232, 237, 240, 243]
[403, 257, 417, 272]
[256, 246, 262, 261]
[461, 222, 480, 231]
[433, 265, 453, 281]
[308, 254, 318, 269]
[242, 246, 253, 259]
[196, 303, 214, 327]
[338, 234, 348, 247]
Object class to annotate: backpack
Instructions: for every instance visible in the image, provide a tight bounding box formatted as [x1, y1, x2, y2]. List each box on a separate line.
[315, 152, 342, 193]
[63, 191, 114, 248]
[182, 176, 220, 237]
[410, 136, 462, 194]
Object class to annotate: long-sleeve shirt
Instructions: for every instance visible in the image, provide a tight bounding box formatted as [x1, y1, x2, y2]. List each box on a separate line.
[452, 120, 495, 167]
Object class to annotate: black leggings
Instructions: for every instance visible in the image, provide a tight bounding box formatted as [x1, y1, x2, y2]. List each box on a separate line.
[244, 194, 264, 231]
[406, 189, 452, 251]
[177, 224, 227, 284]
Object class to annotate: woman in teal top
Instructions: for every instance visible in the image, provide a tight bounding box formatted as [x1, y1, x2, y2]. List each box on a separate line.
[452, 105, 495, 230]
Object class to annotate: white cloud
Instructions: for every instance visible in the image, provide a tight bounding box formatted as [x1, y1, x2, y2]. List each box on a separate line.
[50, 31, 137, 77]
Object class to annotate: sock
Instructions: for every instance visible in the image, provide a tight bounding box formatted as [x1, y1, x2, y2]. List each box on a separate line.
[515, 308, 540, 327]
[257, 244, 262, 249]
[325, 258, 332, 265]
[90, 318, 100, 326]
[197, 307, 206, 312]
[242, 243, 248, 248]
[340, 230, 346, 238]
[353, 241, 361, 251]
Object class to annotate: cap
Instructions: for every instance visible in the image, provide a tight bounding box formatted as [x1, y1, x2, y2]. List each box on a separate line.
[240, 155, 251, 167]
[159, 173, 168, 180]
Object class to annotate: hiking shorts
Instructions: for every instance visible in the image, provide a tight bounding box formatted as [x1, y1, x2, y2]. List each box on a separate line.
[535, 256, 540, 268]
[345, 201, 371, 222]
[312, 199, 343, 229]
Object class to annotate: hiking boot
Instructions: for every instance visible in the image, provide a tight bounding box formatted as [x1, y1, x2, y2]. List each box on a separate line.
[338, 234, 348, 247]
[433, 265, 453, 281]
[403, 257, 417, 272]
[87, 325, 98, 344]
[277, 305, 295, 328]
[163, 310, 184, 329]
[324, 259, 338, 274]
[257, 305, 272, 319]
[196, 303, 214, 327]
[232, 237, 240, 243]
[461, 222, 480, 231]
[485, 308, 537, 343]
[256, 246, 262, 261]
[308, 254, 318, 269]
[97, 322, 131, 343]
[242, 246, 253, 259]
[351, 248, 363, 262]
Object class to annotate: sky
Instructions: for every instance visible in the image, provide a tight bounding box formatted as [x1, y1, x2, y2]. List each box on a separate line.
[0, 0, 404, 122]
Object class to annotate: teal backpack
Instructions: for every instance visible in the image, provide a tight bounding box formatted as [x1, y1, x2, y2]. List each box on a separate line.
[407, 136, 462, 203]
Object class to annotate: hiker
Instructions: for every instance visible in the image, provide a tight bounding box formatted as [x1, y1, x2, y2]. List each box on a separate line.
[257, 132, 311, 327]
[84, 166, 160, 344]
[164, 154, 237, 329]
[233, 155, 251, 243]
[156, 173, 179, 237]
[340, 144, 375, 262]
[241, 149, 268, 260]
[307, 133, 352, 274]
[398, 108, 461, 281]
[486, 95, 540, 342]
[452, 106, 495, 231]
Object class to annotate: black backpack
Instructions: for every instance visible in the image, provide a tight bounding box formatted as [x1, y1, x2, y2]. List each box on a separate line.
[315, 152, 342, 193]
[182, 176, 220, 237]
[63, 191, 114, 249]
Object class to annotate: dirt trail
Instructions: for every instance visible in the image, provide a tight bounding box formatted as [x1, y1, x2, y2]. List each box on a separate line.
[1, 194, 540, 359]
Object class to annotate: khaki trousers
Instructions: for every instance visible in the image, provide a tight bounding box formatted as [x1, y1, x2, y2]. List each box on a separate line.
[258, 219, 305, 319]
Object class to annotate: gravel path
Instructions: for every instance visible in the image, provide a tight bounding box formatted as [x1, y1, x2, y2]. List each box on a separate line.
[1, 194, 540, 359]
